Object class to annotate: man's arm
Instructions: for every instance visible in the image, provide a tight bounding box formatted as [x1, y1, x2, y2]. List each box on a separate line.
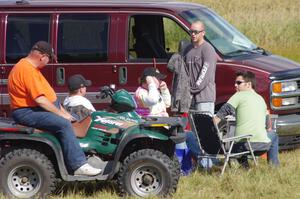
[35, 96, 75, 121]
[214, 103, 236, 125]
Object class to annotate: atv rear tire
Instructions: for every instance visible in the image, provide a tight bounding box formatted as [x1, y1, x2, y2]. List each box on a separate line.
[117, 149, 179, 197]
[0, 148, 57, 198]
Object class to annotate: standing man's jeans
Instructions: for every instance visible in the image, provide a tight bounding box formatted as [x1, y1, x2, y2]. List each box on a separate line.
[12, 106, 87, 172]
[191, 102, 215, 169]
[195, 102, 215, 116]
[186, 131, 213, 169]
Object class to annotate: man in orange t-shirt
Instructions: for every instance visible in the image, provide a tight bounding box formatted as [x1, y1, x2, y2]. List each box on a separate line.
[8, 41, 101, 176]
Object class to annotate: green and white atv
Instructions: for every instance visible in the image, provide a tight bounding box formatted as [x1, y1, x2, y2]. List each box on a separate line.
[0, 86, 185, 198]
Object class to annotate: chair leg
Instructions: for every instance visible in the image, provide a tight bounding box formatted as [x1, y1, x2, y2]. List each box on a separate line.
[221, 141, 235, 175]
[247, 139, 257, 166]
[221, 155, 230, 175]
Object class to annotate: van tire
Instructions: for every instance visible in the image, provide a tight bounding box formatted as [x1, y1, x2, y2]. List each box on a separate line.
[117, 149, 179, 197]
[0, 148, 57, 198]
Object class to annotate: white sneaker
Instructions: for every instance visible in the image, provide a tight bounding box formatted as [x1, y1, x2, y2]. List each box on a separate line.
[74, 163, 102, 176]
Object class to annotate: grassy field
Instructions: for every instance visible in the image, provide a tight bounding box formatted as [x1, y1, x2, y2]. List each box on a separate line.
[183, 0, 300, 62]
[1, 149, 298, 199]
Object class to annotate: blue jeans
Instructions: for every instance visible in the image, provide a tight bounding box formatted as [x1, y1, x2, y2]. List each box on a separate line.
[186, 131, 213, 169]
[12, 103, 87, 172]
[189, 102, 215, 168]
[267, 131, 280, 166]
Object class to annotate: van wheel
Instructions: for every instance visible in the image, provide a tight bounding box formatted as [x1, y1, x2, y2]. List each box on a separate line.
[117, 149, 179, 197]
[0, 149, 57, 198]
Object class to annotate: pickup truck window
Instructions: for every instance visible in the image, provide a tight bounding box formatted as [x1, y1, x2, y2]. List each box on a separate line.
[6, 14, 50, 63]
[57, 14, 109, 63]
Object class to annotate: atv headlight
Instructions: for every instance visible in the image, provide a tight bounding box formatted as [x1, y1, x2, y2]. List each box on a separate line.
[272, 81, 297, 93]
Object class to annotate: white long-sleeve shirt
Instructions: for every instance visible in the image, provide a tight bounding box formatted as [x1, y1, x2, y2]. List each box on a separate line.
[134, 83, 171, 117]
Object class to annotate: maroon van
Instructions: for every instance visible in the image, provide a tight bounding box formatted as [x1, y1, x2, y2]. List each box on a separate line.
[0, 0, 300, 149]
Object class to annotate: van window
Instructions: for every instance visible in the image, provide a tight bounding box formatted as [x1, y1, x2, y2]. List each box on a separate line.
[6, 14, 50, 63]
[57, 14, 109, 63]
[128, 15, 189, 61]
[163, 18, 190, 54]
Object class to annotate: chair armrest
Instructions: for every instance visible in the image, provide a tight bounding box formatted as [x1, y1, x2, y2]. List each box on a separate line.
[222, 134, 252, 142]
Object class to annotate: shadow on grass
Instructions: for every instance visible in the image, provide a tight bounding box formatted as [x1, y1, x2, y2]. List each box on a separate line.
[53, 180, 119, 197]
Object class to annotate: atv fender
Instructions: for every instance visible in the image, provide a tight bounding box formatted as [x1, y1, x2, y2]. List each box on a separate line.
[0, 133, 70, 180]
[107, 124, 182, 180]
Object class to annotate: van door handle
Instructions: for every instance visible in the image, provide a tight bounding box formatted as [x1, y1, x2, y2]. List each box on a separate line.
[56, 67, 65, 85]
[113, 65, 117, 73]
[119, 66, 127, 85]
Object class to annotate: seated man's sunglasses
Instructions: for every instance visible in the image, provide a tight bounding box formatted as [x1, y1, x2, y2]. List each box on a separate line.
[235, 80, 246, 85]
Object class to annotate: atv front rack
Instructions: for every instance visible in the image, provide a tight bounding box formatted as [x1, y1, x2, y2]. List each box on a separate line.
[140, 116, 186, 128]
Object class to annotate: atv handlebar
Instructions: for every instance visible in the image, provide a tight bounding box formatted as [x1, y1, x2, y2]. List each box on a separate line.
[96, 86, 115, 99]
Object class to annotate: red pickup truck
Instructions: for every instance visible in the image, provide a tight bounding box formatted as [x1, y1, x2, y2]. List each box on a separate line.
[0, 0, 300, 149]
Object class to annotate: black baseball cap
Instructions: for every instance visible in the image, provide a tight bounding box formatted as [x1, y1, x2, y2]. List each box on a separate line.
[142, 67, 166, 80]
[67, 74, 92, 91]
[31, 41, 56, 60]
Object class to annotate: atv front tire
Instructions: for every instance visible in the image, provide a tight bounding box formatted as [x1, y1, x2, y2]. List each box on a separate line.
[0, 148, 57, 198]
[118, 149, 179, 197]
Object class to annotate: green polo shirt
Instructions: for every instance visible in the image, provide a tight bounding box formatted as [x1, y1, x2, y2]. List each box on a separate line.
[228, 90, 270, 143]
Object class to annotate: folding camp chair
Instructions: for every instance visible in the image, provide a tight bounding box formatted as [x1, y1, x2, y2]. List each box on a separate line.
[189, 111, 257, 175]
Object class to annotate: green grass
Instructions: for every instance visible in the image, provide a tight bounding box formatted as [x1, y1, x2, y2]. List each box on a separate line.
[1, 149, 299, 199]
[182, 0, 300, 62]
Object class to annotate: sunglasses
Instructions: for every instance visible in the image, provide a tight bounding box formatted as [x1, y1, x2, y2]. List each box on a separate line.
[235, 80, 246, 85]
[189, 29, 204, 35]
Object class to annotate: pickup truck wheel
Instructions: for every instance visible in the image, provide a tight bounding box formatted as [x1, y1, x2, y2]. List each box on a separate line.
[0, 149, 57, 198]
[117, 149, 179, 197]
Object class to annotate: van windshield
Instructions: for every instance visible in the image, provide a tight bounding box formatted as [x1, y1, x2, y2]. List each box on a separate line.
[180, 8, 258, 57]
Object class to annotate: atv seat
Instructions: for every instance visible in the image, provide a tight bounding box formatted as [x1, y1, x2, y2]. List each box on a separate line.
[0, 119, 34, 134]
[72, 116, 91, 138]
[0, 118, 44, 134]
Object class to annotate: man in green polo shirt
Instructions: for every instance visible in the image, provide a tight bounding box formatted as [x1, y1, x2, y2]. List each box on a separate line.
[214, 71, 279, 167]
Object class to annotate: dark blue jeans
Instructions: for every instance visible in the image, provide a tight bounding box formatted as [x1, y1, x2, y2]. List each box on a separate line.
[186, 131, 213, 169]
[12, 104, 87, 172]
[266, 130, 280, 166]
